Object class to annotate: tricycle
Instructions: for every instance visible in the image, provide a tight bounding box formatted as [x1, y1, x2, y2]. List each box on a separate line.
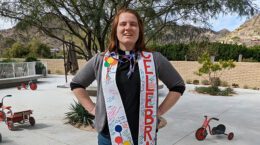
[195, 115, 234, 141]
[0, 95, 35, 130]
[17, 80, 37, 90]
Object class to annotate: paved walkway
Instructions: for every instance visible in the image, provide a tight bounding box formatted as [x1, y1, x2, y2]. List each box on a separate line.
[0, 75, 259, 145]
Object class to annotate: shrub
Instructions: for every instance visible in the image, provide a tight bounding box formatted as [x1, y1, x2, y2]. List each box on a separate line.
[65, 101, 95, 128]
[35, 62, 46, 74]
[25, 56, 38, 62]
[193, 80, 199, 85]
[195, 86, 234, 96]
[210, 77, 220, 87]
[201, 80, 210, 85]
[232, 83, 239, 88]
[218, 87, 235, 96]
[0, 58, 16, 63]
[186, 79, 192, 84]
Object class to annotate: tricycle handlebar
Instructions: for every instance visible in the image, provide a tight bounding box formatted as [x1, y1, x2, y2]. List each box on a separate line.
[1, 95, 12, 104]
[211, 117, 219, 121]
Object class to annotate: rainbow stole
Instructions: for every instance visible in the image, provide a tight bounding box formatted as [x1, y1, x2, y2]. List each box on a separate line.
[101, 51, 158, 145]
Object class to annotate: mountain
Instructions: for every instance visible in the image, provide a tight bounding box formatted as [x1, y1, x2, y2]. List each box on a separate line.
[0, 26, 62, 51]
[216, 14, 260, 46]
[0, 14, 259, 55]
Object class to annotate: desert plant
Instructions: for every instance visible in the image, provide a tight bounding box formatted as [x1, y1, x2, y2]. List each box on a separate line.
[0, 58, 16, 63]
[65, 100, 95, 128]
[35, 62, 46, 74]
[186, 79, 192, 84]
[25, 56, 38, 62]
[193, 80, 200, 85]
[232, 83, 239, 88]
[195, 52, 235, 87]
[195, 86, 234, 96]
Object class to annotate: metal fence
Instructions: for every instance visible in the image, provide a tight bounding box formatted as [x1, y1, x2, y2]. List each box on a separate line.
[0, 62, 36, 79]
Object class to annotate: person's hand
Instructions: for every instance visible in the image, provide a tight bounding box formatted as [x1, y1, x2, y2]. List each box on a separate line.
[157, 116, 167, 129]
[88, 104, 96, 116]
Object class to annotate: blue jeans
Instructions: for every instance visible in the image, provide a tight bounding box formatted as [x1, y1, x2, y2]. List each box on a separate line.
[98, 133, 138, 145]
[98, 133, 112, 145]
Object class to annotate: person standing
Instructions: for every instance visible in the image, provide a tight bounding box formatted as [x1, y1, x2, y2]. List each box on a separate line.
[70, 8, 185, 145]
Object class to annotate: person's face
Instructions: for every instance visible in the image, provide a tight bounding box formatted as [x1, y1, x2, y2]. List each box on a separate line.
[116, 12, 140, 51]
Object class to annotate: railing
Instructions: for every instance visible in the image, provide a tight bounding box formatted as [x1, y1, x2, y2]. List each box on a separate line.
[0, 62, 36, 79]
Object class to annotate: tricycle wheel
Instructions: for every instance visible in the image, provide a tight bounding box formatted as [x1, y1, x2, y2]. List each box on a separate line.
[0, 111, 6, 122]
[29, 117, 35, 126]
[195, 127, 207, 141]
[30, 83, 37, 90]
[228, 132, 234, 140]
[7, 121, 14, 131]
[21, 83, 27, 89]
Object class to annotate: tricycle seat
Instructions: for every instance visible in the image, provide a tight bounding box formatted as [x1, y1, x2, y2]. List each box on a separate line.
[212, 124, 226, 134]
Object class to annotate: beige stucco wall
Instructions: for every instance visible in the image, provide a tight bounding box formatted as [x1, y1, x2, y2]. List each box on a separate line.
[40, 59, 260, 88]
[171, 61, 260, 88]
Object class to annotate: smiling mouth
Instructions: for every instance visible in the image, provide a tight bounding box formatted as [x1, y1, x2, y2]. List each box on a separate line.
[123, 33, 133, 36]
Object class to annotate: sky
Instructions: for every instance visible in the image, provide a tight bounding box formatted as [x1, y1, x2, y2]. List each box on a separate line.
[0, 1, 259, 32]
[208, 14, 249, 32]
[0, 14, 251, 32]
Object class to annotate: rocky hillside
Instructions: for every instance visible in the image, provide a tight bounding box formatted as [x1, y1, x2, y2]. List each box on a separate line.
[0, 14, 259, 55]
[216, 14, 260, 46]
[0, 26, 63, 54]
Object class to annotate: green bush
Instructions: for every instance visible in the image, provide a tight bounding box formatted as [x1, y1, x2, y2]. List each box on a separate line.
[25, 56, 38, 62]
[149, 44, 189, 60]
[193, 80, 199, 85]
[65, 100, 95, 128]
[35, 61, 46, 74]
[0, 58, 16, 63]
[10, 42, 30, 58]
[195, 86, 234, 96]
[149, 42, 260, 62]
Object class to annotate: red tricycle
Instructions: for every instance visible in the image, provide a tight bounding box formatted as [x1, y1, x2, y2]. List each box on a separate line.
[17, 80, 37, 90]
[0, 95, 35, 130]
[195, 115, 234, 141]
